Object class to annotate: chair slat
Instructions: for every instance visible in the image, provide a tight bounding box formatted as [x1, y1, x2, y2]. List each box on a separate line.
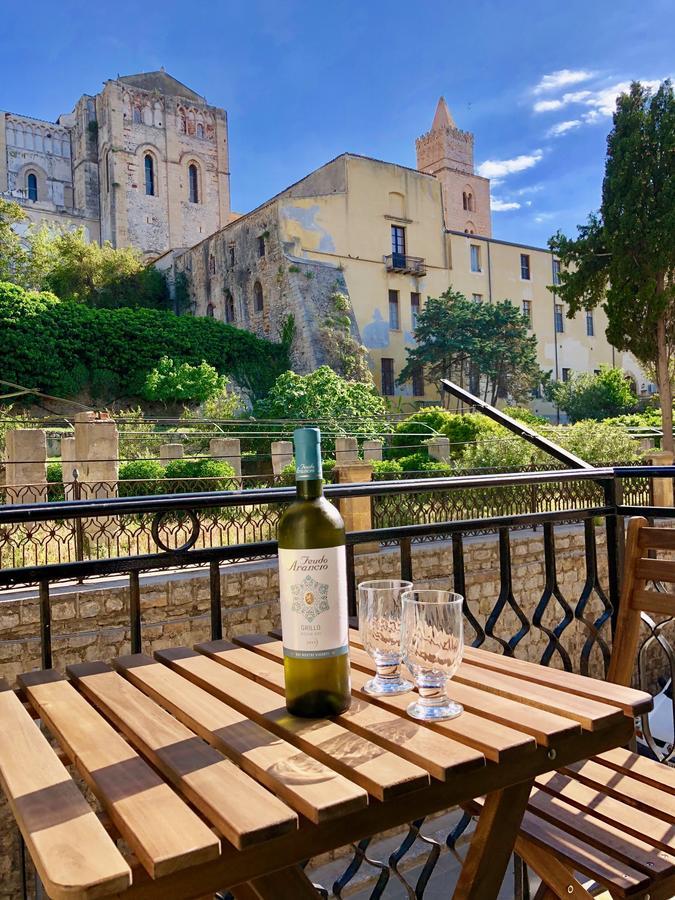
[19, 669, 220, 878]
[236, 634, 536, 763]
[631, 587, 675, 615]
[196, 639, 485, 780]
[67, 661, 299, 847]
[594, 746, 675, 793]
[634, 557, 675, 583]
[637, 526, 675, 550]
[112, 654, 366, 824]
[0, 679, 130, 900]
[155, 647, 430, 801]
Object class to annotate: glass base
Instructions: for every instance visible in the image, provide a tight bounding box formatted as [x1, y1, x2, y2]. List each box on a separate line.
[406, 698, 464, 721]
[362, 676, 413, 696]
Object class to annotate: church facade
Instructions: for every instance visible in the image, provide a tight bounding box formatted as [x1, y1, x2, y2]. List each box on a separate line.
[0, 70, 230, 257]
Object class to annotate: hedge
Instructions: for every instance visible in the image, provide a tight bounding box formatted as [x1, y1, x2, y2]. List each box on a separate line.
[0, 282, 289, 401]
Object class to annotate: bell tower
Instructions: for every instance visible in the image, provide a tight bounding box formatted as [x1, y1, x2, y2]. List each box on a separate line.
[416, 97, 492, 236]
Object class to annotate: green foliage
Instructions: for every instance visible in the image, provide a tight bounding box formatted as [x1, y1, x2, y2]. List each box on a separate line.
[163, 458, 236, 491]
[502, 406, 548, 427]
[400, 289, 543, 403]
[604, 408, 665, 428]
[143, 357, 226, 405]
[389, 408, 501, 458]
[253, 366, 388, 448]
[460, 435, 543, 471]
[0, 282, 289, 402]
[546, 366, 639, 422]
[0, 199, 28, 285]
[118, 459, 166, 496]
[46, 462, 65, 502]
[396, 453, 454, 477]
[371, 459, 403, 479]
[545, 420, 642, 464]
[317, 290, 371, 382]
[549, 80, 675, 451]
[116, 407, 163, 460]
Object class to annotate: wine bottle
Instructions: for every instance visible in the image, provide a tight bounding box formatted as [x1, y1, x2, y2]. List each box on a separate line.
[277, 427, 351, 717]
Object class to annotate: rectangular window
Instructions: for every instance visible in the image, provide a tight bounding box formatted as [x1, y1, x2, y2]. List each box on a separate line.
[229, 244, 235, 267]
[410, 292, 420, 330]
[209, 255, 216, 275]
[520, 253, 531, 280]
[258, 235, 266, 257]
[552, 258, 561, 285]
[391, 225, 406, 257]
[522, 299, 532, 324]
[562, 367, 571, 383]
[381, 358, 395, 396]
[586, 310, 594, 336]
[412, 366, 425, 397]
[470, 244, 481, 272]
[388, 290, 400, 330]
[472, 293, 483, 303]
[555, 303, 564, 333]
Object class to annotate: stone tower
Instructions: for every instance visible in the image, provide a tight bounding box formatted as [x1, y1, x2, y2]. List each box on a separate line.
[415, 97, 491, 236]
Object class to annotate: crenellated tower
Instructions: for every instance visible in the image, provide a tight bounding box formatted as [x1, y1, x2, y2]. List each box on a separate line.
[415, 97, 491, 236]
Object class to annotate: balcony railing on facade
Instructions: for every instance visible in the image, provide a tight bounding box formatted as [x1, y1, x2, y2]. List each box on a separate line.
[384, 253, 427, 275]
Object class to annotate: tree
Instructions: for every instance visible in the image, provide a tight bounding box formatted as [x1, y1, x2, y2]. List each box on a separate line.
[0, 199, 28, 284]
[143, 357, 227, 405]
[399, 289, 543, 404]
[549, 80, 675, 452]
[546, 366, 638, 422]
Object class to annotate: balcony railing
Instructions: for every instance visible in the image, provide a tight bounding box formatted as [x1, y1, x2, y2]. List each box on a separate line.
[384, 253, 427, 275]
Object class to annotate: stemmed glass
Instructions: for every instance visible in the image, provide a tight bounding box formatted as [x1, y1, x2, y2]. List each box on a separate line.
[358, 580, 414, 695]
[401, 589, 464, 720]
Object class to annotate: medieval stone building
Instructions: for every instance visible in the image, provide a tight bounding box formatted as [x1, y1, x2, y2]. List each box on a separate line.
[0, 70, 231, 257]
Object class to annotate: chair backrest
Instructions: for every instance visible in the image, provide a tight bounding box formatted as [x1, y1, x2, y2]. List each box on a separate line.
[607, 515, 675, 686]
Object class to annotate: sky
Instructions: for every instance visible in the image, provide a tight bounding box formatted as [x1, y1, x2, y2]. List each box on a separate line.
[1, 0, 673, 247]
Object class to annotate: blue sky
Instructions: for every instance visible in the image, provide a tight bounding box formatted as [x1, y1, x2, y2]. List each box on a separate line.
[1, 0, 672, 247]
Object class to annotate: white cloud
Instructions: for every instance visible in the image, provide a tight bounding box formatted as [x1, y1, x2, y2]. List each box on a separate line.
[534, 212, 556, 224]
[477, 150, 543, 179]
[534, 69, 594, 94]
[514, 183, 544, 196]
[547, 119, 583, 137]
[533, 79, 665, 120]
[491, 197, 521, 212]
[534, 98, 564, 113]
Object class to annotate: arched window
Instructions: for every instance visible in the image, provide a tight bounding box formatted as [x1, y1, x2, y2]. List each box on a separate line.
[462, 191, 468, 211]
[196, 123, 204, 139]
[206, 303, 215, 318]
[467, 192, 474, 212]
[133, 107, 142, 124]
[224, 291, 235, 323]
[253, 281, 264, 313]
[188, 163, 199, 203]
[26, 173, 38, 202]
[144, 154, 155, 196]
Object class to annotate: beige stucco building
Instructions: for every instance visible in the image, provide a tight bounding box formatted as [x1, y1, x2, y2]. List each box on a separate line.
[1, 70, 230, 257]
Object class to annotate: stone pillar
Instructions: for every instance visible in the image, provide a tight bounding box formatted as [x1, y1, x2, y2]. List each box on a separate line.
[159, 443, 184, 466]
[647, 451, 674, 508]
[60, 436, 79, 501]
[427, 436, 450, 462]
[363, 440, 383, 462]
[74, 412, 119, 499]
[335, 437, 358, 465]
[210, 438, 242, 486]
[335, 460, 377, 553]
[4, 429, 47, 503]
[271, 440, 293, 476]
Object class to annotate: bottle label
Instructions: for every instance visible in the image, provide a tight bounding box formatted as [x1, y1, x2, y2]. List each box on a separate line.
[278, 546, 349, 659]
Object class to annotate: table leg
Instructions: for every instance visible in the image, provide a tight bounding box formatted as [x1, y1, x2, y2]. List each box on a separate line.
[232, 864, 320, 899]
[453, 780, 533, 900]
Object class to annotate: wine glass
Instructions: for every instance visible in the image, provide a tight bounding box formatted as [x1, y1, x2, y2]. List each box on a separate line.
[401, 590, 464, 720]
[358, 580, 414, 695]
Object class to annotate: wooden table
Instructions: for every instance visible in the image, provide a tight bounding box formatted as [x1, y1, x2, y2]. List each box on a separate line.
[0, 630, 651, 900]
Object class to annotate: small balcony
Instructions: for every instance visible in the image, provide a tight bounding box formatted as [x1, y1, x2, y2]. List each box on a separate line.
[384, 253, 427, 276]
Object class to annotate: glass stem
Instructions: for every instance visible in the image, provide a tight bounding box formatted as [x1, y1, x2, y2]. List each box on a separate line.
[417, 683, 447, 706]
[375, 662, 402, 684]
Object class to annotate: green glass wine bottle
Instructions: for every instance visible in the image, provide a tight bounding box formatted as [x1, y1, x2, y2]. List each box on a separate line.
[277, 427, 351, 717]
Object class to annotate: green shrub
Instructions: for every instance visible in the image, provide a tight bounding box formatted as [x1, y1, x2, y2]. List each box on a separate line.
[46, 462, 64, 502]
[163, 459, 236, 491]
[143, 357, 226, 404]
[371, 459, 403, 479]
[546, 366, 639, 422]
[502, 406, 548, 427]
[545, 420, 642, 465]
[459, 436, 543, 471]
[390, 408, 503, 459]
[118, 459, 166, 497]
[0, 281, 289, 402]
[398, 451, 430, 471]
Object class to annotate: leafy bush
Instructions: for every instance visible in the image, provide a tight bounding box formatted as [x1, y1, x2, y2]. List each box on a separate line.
[163, 459, 236, 492]
[502, 406, 548, 427]
[389, 408, 502, 459]
[546, 366, 638, 422]
[0, 281, 289, 403]
[371, 459, 403, 479]
[604, 407, 665, 429]
[46, 462, 64, 502]
[253, 367, 388, 450]
[459, 436, 542, 471]
[118, 459, 166, 497]
[545, 420, 642, 465]
[143, 357, 226, 404]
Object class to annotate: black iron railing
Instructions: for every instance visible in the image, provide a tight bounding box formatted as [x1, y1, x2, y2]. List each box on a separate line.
[383, 253, 427, 275]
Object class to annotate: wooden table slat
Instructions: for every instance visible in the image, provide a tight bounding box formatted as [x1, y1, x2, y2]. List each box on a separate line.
[0, 679, 131, 900]
[236, 634, 537, 763]
[19, 669, 220, 878]
[112, 654, 367, 825]
[67, 661, 299, 847]
[155, 647, 430, 801]
[196, 639, 486, 780]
